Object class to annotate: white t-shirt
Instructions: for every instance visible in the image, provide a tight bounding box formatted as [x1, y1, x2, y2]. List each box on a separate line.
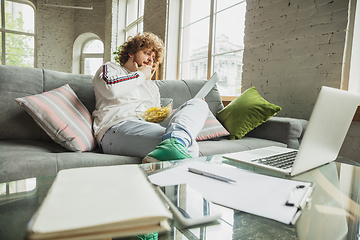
[92, 62, 160, 144]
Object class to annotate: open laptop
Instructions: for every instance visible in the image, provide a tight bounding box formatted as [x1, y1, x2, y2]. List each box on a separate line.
[223, 86, 360, 176]
[194, 72, 219, 99]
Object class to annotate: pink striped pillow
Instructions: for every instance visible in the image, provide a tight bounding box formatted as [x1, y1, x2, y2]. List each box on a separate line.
[15, 84, 96, 152]
[195, 111, 230, 141]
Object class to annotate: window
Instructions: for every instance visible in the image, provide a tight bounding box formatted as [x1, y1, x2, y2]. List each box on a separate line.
[342, 0, 360, 94]
[117, 0, 144, 46]
[73, 33, 103, 75]
[125, 0, 144, 39]
[179, 0, 246, 96]
[0, 0, 35, 67]
[81, 39, 104, 76]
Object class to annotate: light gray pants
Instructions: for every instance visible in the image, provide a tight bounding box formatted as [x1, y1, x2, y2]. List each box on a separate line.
[101, 98, 209, 158]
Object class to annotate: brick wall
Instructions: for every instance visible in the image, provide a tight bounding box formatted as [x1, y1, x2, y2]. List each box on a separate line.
[144, 0, 167, 79]
[35, 0, 166, 73]
[104, 0, 118, 62]
[36, 0, 75, 72]
[144, 0, 167, 40]
[35, 0, 106, 72]
[243, 0, 349, 120]
[243, 0, 360, 162]
[74, 0, 106, 47]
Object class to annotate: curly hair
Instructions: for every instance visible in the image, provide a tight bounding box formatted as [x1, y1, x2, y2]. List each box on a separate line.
[117, 32, 165, 68]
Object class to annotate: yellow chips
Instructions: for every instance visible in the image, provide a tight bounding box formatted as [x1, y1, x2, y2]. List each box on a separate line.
[142, 105, 171, 123]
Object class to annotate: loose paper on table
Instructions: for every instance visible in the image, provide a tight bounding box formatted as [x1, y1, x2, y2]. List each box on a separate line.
[148, 161, 313, 224]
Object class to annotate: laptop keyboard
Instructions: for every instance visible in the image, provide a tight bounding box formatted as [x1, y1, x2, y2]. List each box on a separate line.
[251, 151, 298, 169]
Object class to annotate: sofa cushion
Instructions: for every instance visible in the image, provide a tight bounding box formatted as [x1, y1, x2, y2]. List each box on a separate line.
[15, 84, 96, 152]
[56, 153, 141, 172]
[246, 117, 307, 149]
[0, 140, 141, 183]
[196, 111, 229, 141]
[0, 140, 69, 153]
[0, 150, 59, 183]
[0, 66, 49, 141]
[217, 87, 282, 140]
[43, 69, 95, 113]
[197, 136, 286, 156]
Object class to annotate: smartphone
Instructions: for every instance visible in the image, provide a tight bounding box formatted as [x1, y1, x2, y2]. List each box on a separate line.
[156, 184, 221, 228]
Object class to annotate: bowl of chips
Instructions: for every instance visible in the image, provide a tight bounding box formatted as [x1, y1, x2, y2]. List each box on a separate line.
[135, 98, 173, 123]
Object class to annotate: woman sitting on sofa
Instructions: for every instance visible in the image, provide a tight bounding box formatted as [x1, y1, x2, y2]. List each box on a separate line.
[92, 32, 209, 163]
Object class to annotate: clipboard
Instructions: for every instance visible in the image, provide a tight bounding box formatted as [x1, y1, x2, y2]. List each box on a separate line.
[287, 181, 315, 224]
[148, 161, 315, 224]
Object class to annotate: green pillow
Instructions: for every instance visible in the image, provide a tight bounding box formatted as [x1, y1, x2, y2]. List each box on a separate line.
[217, 86, 282, 140]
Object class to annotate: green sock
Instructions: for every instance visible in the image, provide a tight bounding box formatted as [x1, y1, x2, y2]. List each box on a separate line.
[132, 232, 158, 240]
[145, 138, 192, 161]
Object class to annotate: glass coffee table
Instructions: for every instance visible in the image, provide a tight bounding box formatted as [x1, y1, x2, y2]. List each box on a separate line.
[1, 154, 359, 240]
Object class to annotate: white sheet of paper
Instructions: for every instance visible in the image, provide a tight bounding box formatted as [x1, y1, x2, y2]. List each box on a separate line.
[148, 161, 312, 224]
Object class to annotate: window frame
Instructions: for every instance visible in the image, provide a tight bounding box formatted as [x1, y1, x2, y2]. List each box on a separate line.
[116, 0, 144, 49]
[72, 33, 103, 74]
[176, 0, 245, 98]
[0, 0, 36, 67]
[342, 0, 360, 94]
[80, 38, 104, 75]
[341, 0, 360, 121]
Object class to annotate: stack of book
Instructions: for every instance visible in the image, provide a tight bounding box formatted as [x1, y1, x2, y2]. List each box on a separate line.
[26, 165, 172, 240]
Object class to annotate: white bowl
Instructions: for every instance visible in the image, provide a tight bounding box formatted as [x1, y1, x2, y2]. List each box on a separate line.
[135, 98, 173, 123]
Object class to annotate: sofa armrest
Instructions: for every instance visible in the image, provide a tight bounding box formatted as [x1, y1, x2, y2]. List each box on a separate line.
[245, 117, 308, 149]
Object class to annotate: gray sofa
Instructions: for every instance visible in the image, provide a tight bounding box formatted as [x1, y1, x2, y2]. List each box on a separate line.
[0, 65, 308, 183]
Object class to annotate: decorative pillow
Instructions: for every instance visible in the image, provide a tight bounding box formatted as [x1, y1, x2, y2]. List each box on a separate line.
[196, 111, 229, 141]
[15, 84, 96, 152]
[217, 86, 282, 140]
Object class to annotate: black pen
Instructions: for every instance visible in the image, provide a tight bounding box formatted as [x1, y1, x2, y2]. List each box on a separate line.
[188, 167, 237, 183]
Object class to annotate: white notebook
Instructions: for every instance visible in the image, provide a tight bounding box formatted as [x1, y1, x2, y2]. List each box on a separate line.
[26, 165, 172, 240]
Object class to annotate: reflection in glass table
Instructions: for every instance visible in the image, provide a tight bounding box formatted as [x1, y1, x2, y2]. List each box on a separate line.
[0, 155, 359, 240]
